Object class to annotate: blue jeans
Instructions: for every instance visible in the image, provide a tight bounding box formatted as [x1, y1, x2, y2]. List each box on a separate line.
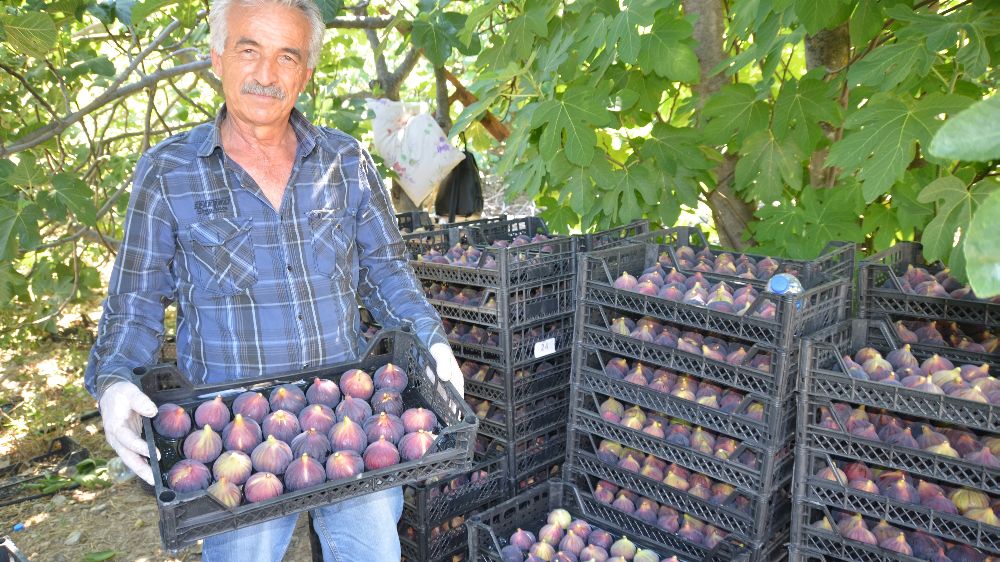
[202, 487, 403, 562]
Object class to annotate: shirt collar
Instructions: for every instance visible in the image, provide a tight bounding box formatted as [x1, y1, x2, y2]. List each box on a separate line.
[196, 104, 320, 158]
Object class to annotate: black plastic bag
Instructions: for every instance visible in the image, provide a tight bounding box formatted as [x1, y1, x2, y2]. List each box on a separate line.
[435, 150, 484, 222]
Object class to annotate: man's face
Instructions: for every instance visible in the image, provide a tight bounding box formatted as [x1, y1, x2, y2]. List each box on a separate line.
[211, 3, 314, 129]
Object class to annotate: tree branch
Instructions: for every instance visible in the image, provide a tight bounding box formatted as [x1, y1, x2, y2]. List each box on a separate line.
[0, 63, 57, 117]
[434, 66, 451, 132]
[327, 16, 395, 29]
[0, 59, 211, 158]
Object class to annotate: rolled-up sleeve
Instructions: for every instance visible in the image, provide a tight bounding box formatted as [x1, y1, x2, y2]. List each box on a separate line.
[84, 154, 177, 398]
[353, 147, 448, 350]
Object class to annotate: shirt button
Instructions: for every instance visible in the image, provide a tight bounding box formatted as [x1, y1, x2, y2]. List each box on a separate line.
[286, 265, 293, 272]
[297, 314, 303, 320]
[303, 363, 310, 368]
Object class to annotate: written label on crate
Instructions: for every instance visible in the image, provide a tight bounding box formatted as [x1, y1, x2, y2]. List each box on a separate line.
[534, 338, 556, 359]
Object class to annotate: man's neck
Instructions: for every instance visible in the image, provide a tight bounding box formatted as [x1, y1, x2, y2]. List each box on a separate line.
[220, 113, 297, 157]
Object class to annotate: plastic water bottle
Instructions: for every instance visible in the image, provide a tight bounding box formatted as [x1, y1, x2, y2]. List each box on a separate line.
[107, 456, 136, 484]
[766, 273, 803, 295]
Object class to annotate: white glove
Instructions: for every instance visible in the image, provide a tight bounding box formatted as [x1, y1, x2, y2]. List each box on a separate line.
[99, 381, 159, 485]
[428, 342, 464, 398]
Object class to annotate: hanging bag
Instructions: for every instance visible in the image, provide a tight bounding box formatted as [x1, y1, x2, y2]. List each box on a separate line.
[435, 149, 484, 222]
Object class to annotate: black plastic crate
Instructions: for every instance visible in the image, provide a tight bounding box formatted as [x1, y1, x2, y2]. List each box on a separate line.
[396, 210, 433, 233]
[579, 304, 800, 398]
[568, 388, 796, 493]
[400, 509, 478, 562]
[789, 499, 968, 562]
[579, 242, 852, 351]
[632, 226, 856, 290]
[802, 319, 1000, 435]
[135, 329, 478, 551]
[574, 335, 797, 447]
[448, 314, 575, 369]
[508, 424, 567, 484]
[160, 335, 176, 362]
[463, 351, 571, 408]
[567, 433, 794, 543]
[472, 386, 569, 444]
[468, 478, 746, 562]
[859, 241, 1000, 329]
[407, 218, 577, 291]
[866, 314, 1000, 371]
[468, 215, 549, 244]
[576, 220, 652, 252]
[797, 394, 1000, 495]
[403, 444, 509, 527]
[793, 444, 1000, 556]
[425, 274, 576, 329]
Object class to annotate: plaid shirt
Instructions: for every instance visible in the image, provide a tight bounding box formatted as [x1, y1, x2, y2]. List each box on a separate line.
[85, 107, 447, 398]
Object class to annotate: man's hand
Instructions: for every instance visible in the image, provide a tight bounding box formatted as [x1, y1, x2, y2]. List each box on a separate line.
[99, 381, 159, 485]
[428, 342, 464, 398]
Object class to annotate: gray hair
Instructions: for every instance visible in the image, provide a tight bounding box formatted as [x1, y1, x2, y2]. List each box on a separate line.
[209, 0, 325, 69]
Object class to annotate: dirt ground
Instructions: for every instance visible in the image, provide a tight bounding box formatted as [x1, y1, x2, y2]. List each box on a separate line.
[0, 334, 316, 562]
[0, 429, 316, 562]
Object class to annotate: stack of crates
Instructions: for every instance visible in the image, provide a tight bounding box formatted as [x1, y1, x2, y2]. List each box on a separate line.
[398, 216, 578, 560]
[858, 241, 998, 369]
[790, 242, 1000, 561]
[566, 226, 855, 561]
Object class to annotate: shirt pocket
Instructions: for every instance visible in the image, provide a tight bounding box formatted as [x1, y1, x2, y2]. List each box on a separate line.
[185, 217, 258, 295]
[308, 209, 356, 280]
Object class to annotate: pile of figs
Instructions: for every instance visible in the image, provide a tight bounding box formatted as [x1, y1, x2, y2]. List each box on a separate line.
[895, 319, 997, 355]
[443, 319, 561, 349]
[466, 391, 564, 427]
[600, 355, 767, 418]
[814, 460, 1000, 527]
[445, 320, 501, 346]
[414, 234, 555, 270]
[596, 396, 759, 468]
[594, 437, 751, 516]
[462, 357, 561, 388]
[666, 245, 791, 282]
[817, 401, 1000, 468]
[152, 363, 445, 508]
[838, 345, 997, 405]
[424, 281, 497, 308]
[611, 268, 778, 320]
[399, 513, 468, 543]
[590, 478, 730, 552]
[409, 436, 496, 504]
[605, 315, 772, 372]
[499, 508, 674, 562]
[813, 510, 991, 560]
[892, 264, 1000, 304]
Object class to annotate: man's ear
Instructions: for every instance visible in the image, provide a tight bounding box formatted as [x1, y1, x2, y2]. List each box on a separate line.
[211, 48, 222, 76]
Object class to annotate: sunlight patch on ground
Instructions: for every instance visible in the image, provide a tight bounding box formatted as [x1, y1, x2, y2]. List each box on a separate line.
[72, 490, 99, 502]
[25, 512, 50, 527]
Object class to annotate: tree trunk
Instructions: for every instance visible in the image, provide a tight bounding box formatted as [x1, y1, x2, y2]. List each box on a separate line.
[682, 0, 752, 250]
[805, 23, 850, 187]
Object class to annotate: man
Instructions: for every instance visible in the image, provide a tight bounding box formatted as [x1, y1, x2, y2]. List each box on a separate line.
[84, 0, 464, 559]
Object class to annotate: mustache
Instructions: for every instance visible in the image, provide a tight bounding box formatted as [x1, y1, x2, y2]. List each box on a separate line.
[241, 80, 286, 100]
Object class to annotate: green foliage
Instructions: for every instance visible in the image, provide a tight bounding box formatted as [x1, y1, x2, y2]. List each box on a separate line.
[965, 190, 1000, 298]
[449, 0, 999, 285]
[2, 0, 1000, 338]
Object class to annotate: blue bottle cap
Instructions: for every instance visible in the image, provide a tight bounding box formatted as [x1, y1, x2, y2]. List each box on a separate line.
[770, 275, 789, 293]
[13, 522, 24, 532]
